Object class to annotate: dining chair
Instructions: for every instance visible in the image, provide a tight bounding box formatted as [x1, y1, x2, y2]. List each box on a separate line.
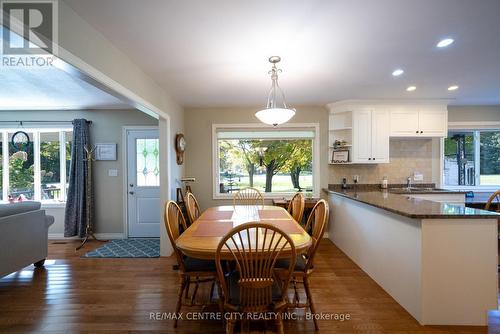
[287, 192, 305, 225]
[233, 187, 264, 206]
[185, 192, 201, 225]
[277, 199, 329, 331]
[164, 201, 217, 328]
[485, 190, 500, 212]
[216, 222, 296, 334]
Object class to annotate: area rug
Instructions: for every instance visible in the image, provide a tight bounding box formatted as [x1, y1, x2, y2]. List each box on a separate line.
[83, 239, 160, 258]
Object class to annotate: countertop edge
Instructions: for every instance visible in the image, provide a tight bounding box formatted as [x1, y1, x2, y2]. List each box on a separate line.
[322, 188, 500, 219]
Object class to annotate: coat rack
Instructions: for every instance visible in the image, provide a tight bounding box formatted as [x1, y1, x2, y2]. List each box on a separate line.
[76, 145, 106, 250]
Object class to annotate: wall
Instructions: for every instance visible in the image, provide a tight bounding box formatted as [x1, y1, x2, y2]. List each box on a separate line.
[329, 139, 434, 185]
[184, 106, 329, 209]
[0, 109, 157, 237]
[448, 105, 500, 122]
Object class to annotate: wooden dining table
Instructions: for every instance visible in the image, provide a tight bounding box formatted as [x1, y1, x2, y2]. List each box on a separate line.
[175, 205, 312, 260]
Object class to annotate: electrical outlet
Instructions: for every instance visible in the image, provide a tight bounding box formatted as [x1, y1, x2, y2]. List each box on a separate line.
[353, 175, 360, 183]
[413, 172, 423, 181]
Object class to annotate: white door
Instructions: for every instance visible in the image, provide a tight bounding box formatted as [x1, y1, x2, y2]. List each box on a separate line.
[353, 110, 372, 163]
[390, 109, 419, 136]
[127, 129, 160, 237]
[418, 109, 448, 136]
[371, 110, 390, 163]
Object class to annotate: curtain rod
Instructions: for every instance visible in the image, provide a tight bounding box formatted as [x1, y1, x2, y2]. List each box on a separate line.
[0, 120, 92, 125]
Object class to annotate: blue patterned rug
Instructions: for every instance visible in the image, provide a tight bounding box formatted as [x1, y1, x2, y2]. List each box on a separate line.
[83, 239, 160, 258]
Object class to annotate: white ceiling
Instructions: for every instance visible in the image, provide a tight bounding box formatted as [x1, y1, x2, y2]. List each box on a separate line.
[63, 0, 500, 107]
[0, 26, 130, 110]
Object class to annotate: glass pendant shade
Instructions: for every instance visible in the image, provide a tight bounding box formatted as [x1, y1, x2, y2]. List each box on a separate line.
[255, 56, 295, 126]
[255, 107, 295, 126]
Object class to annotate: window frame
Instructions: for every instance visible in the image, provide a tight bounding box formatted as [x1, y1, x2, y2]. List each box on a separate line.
[441, 121, 500, 191]
[212, 123, 320, 200]
[0, 126, 72, 204]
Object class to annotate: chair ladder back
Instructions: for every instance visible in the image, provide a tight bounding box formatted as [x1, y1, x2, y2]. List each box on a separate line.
[485, 190, 500, 212]
[216, 222, 296, 311]
[303, 199, 329, 271]
[287, 192, 305, 224]
[233, 187, 264, 206]
[185, 192, 201, 225]
[164, 201, 188, 271]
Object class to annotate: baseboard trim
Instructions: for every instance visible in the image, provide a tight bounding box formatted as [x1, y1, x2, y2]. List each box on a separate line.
[48, 233, 124, 240]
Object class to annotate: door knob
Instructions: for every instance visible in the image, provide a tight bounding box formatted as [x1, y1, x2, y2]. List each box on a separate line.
[129, 191, 134, 195]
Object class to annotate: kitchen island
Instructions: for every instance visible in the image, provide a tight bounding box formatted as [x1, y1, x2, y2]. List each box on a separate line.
[324, 187, 499, 326]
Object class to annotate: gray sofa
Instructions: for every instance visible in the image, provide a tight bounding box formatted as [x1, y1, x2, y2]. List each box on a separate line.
[0, 202, 55, 277]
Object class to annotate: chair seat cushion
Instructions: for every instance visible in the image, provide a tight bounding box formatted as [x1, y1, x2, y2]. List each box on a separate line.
[275, 254, 307, 271]
[227, 271, 283, 306]
[183, 256, 216, 272]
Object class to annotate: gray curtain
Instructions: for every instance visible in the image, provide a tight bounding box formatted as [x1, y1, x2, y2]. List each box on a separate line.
[64, 119, 91, 238]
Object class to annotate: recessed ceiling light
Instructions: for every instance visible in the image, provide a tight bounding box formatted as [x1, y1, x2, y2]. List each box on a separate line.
[448, 85, 459, 91]
[437, 38, 454, 48]
[406, 86, 417, 92]
[392, 69, 404, 76]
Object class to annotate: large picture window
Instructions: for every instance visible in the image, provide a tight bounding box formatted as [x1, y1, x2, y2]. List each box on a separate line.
[0, 128, 72, 203]
[444, 128, 500, 187]
[213, 125, 319, 198]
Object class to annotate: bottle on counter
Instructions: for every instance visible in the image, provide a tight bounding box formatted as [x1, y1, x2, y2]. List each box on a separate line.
[381, 176, 388, 189]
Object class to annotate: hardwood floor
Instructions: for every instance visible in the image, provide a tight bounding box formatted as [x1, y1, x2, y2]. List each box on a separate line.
[0, 239, 497, 333]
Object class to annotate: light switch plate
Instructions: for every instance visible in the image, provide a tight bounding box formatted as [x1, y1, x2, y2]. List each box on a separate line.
[108, 169, 118, 177]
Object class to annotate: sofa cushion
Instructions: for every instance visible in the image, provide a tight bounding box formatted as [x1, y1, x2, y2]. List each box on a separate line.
[0, 202, 42, 218]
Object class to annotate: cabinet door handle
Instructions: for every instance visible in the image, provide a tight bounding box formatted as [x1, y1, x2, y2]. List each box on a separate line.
[368, 158, 372, 160]
[416, 130, 419, 134]
[373, 158, 376, 160]
[420, 131, 423, 134]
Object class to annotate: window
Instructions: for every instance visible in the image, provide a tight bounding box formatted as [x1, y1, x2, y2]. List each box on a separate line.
[444, 129, 500, 187]
[213, 125, 319, 198]
[1, 128, 73, 203]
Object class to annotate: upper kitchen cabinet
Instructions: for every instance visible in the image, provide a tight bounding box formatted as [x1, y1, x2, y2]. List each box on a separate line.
[328, 106, 389, 164]
[352, 109, 390, 163]
[390, 106, 448, 137]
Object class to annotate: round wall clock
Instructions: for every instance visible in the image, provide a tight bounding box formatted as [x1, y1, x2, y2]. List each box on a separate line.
[11, 130, 30, 151]
[175, 133, 186, 165]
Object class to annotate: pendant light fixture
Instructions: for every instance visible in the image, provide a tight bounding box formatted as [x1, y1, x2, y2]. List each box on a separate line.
[255, 56, 296, 126]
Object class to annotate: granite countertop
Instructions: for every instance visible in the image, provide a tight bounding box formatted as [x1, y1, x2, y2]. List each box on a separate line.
[323, 188, 500, 219]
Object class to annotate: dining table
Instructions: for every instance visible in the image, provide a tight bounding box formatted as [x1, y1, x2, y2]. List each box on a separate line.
[175, 205, 312, 260]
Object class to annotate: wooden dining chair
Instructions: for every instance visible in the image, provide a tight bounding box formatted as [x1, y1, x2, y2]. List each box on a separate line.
[185, 192, 201, 225]
[164, 201, 217, 328]
[216, 222, 296, 334]
[287, 192, 305, 224]
[233, 187, 264, 206]
[277, 199, 329, 331]
[485, 190, 500, 212]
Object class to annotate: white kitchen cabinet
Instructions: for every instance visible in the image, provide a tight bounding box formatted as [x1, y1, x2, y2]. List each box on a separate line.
[390, 110, 419, 136]
[418, 110, 448, 136]
[352, 109, 389, 163]
[390, 107, 447, 137]
[371, 110, 390, 162]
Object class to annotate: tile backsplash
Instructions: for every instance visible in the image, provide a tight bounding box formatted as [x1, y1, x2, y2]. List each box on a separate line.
[328, 139, 433, 185]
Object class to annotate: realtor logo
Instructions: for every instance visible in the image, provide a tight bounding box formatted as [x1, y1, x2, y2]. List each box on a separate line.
[1, 0, 58, 55]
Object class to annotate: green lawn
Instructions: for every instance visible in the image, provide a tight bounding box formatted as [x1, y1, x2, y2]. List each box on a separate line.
[480, 174, 500, 185]
[221, 174, 313, 193]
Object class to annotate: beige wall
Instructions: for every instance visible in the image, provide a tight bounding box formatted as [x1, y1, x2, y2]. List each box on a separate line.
[184, 106, 329, 209]
[0, 109, 157, 236]
[448, 105, 500, 122]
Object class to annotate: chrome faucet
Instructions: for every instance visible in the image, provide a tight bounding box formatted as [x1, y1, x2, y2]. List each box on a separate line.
[406, 176, 412, 189]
